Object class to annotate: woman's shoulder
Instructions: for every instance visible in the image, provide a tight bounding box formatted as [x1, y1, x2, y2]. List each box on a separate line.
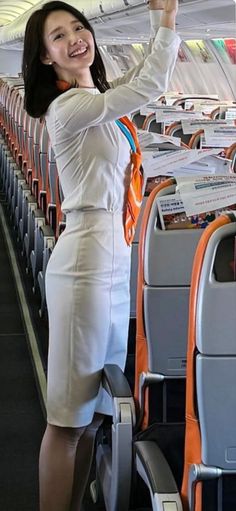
[53, 87, 81, 104]
[47, 87, 99, 116]
[45, 88, 81, 120]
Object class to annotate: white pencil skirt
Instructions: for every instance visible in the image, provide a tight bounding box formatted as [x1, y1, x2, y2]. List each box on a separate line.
[45, 210, 131, 427]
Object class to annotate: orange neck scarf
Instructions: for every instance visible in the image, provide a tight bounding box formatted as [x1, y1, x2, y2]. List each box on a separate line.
[117, 116, 143, 245]
[56, 80, 143, 245]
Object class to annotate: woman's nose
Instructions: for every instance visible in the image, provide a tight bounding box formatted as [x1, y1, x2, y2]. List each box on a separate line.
[69, 32, 82, 45]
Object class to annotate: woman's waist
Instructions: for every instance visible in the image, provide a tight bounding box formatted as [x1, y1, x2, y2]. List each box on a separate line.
[65, 208, 124, 229]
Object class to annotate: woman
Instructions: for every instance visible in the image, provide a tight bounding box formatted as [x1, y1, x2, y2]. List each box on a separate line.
[22, 1, 180, 510]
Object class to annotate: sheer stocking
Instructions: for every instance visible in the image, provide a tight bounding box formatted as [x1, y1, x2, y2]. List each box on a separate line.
[39, 424, 85, 511]
[70, 413, 104, 511]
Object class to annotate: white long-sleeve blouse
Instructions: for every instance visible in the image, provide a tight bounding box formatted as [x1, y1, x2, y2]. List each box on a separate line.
[45, 11, 181, 214]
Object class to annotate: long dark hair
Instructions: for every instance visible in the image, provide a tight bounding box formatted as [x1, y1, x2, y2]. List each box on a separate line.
[22, 0, 110, 118]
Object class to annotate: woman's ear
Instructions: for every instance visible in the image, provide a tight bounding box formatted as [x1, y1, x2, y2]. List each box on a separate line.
[41, 54, 53, 65]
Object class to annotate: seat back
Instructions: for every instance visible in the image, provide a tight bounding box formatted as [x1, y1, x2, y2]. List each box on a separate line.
[165, 121, 192, 146]
[142, 113, 163, 134]
[182, 213, 236, 511]
[135, 180, 203, 427]
[188, 129, 204, 149]
[131, 110, 146, 129]
[226, 142, 236, 167]
[196, 217, 236, 468]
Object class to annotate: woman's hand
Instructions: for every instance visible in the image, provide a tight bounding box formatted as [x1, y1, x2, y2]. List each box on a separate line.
[160, 0, 178, 30]
[148, 0, 165, 10]
[163, 0, 178, 14]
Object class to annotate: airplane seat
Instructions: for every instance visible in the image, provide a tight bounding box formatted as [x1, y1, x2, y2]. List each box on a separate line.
[142, 113, 153, 130]
[142, 113, 163, 134]
[218, 108, 227, 119]
[0, 86, 18, 190]
[128, 142, 187, 393]
[92, 179, 204, 511]
[10, 87, 24, 161]
[181, 212, 236, 511]
[38, 121, 50, 212]
[12, 111, 37, 272]
[35, 164, 65, 310]
[5, 156, 20, 211]
[225, 142, 236, 172]
[1, 86, 30, 232]
[16, 100, 26, 169]
[127, 195, 148, 393]
[210, 107, 220, 120]
[4, 87, 14, 150]
[7, 85, 23, 157]
[165, 122, 192, 146]
[30, 123, 56, 296]
[1, 82, 10, 137]
[7, 88, 17, 155]
[232, 152, 236, 174]
[132, 111, 147, 129]
[46, 142, 58, 231]
[25, 119, 49, 283]
[188, 129, 204, 149]
[15, 115, 37, 226]
[134, 209, 236, 511]
[0, 83, 33, 253]
[5, 105, 29, 209]
[18, 116, 43, 248]
[172, 98, 185, 109]
[90, 363, 136, 511]
[173, 97, 219, 111]
[37, 141, 58, 317]
[12, 90, 22, 163]
[130, 179, 204, 510]
[1, 146, 13, 196]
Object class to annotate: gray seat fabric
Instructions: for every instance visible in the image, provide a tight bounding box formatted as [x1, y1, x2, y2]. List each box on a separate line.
[143, 187, 202, 377]
[195, 221, 236, 472]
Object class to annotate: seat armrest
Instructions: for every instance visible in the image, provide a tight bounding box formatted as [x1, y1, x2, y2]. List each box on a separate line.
[103, 364, 132, 398]
[135, 441, 179, 494]
[103, 364, 136, 426]
[40, 224, 55, 237]
[135, 440, 183, 510]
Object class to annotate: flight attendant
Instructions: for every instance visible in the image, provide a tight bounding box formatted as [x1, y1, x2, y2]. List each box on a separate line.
[22, 0, 180, 509]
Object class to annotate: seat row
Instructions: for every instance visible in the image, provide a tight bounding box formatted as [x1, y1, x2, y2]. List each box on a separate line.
[93, 103, 236, 509]
[0, 77, 65, 315]
[95, 180, 236, 511]
[1, 77, 236, 510]
[0, 77, 190, 320]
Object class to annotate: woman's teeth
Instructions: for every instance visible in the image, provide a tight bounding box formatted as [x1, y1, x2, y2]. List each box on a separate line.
[70, 48, 87, 57]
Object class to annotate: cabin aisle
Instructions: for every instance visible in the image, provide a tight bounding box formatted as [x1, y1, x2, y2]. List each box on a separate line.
[0, 188, 107, 511]
[0, 190, 45, 511]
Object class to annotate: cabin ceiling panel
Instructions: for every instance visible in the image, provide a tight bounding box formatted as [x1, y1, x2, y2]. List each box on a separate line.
[0, 1, 40, 26]
[92, 1, 236, 43]
[0, 0, 143, 46]
[0, 0, 235, 48]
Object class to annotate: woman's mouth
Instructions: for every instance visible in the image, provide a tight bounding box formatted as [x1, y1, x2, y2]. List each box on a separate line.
[70, 46, 88, 57]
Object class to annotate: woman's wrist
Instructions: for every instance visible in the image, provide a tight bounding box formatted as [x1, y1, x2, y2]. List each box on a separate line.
[148, 1, 178, 30]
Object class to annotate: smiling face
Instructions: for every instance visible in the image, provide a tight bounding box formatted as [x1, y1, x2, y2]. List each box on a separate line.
[42, 10, 95, 86]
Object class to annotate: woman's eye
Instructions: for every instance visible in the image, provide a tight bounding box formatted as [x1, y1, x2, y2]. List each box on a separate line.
[75, 25, 84, 31]
[54, 33, 64, 40]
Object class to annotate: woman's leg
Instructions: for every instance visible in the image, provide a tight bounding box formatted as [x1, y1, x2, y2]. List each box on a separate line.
[39, 423, 85, 511]
[70, 413, 104, 511]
